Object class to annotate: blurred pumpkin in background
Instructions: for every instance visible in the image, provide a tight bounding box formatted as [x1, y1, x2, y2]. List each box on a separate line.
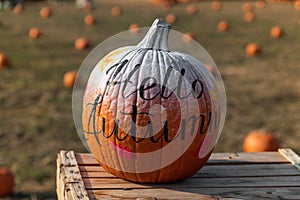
[0, 53, 10, 68]
[40, 7, 52, 19]
[29, 27, 41, 39]
[74, 37, 90, 50]
[243, 130, 280, 152]
[63, 70, 77, 88]
[0, 167, 15, 197]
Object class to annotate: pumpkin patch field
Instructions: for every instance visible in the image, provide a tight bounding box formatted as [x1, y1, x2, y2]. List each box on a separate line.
[0, 0, 299, 198]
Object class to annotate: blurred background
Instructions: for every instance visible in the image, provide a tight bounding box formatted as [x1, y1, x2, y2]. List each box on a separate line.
[0, 0, 299, 199]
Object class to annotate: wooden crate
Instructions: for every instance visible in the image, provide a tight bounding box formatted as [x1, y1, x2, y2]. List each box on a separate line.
[57, 149, 300, 199]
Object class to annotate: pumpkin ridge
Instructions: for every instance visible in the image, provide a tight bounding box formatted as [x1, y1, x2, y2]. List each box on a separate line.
[172, 52, 213, 157]
[156, 50, 168, 182]
[166, 53, 191, 181]
[117, 48, 151, 180]
[131, 49, 156, 182]
[101, 48, 147, 178]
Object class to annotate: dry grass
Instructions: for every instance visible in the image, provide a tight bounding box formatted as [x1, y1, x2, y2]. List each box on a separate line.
[0, 0, 299, 197]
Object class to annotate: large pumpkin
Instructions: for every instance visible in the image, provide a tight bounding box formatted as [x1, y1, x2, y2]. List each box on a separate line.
[82, 19, 223, 183]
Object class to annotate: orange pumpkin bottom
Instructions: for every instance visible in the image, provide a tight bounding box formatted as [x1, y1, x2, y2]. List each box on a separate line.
[96, 148, 213, 183]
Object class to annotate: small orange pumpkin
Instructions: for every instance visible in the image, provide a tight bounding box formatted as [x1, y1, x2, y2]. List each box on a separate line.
[40, 7, 52, 19]
[245, 43, 260, 56]
[244, 11, 255, 22]
[256, 0, 266, 8]
[63, 70, 77, 88]
[0, 167, 15, 197]
[211, 1, 222, 11]
[0, 53, 10, 68]
[84, 14, 96, 26]
[13, 4, 23, 14]
[270, 26, 283, 39]
[165, 13, 176, 24]
[128, 23, 139, 35]
[295, 0, 300, 10]
[186, 4, 198, 15]
[75, 37, 90, 50]
[242, 2, 253, 12]
[29, 28, 41, 39]
[217, 20, 229, 32]
[182, 32, 196, 43]
[111, 6, 122, 16]
[243, 130, 280, 152]
[150, 0, 174, 8]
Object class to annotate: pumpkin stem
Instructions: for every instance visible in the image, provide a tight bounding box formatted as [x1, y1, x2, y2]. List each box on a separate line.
[137, 18, 170, 51]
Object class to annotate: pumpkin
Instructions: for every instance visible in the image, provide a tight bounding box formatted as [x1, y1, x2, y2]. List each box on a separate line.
[256, 0, 266, 8]
[242, 2, 253, 12]
[40, 7, 52, 19]
[217, 20, 229, 32]
[295, 0, 300, 10]
[63, 70, 77, 88]
[211, 1, 222, 11]
[111, 6, 122, 16]
[270, 26, 283, 39]
[84, 14, 96, 26]
[165, 13, 176, 24]
[0, 53, 10, 68]
[244, 11, 255, 22]
[82, 19, 223, 183]
[245, 43, 260, 56]
[182, 32, 196, 43]
[150, 0, 174, 7]
[243, 130, 280, 152]
[186, 4, 198, 15]
[75, 37, 90, 50]
[13, 4, 23, 14]
[128, 23, 139, 35]
[29, 28, 41, 39]
[0, 167, 15, 197]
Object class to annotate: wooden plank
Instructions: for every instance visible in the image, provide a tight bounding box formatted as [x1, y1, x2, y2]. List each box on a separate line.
[207, 151, 289, 165]
[87, 188, 229, 200]
[60, 151, 78, 166]
[75, 151, 289, 166]
[79, 163, 300, 179]
[57, 156, 64, 200]
[76, 154, 99, 166]
[88, 187, 300, 200]
[279, 149, 300, 171]
[89, 187, 300, 200]
[57, 151, 90, 200]
[79, 163, 295, 173]
[80, 165, 300, 179]
[83, 176, 300, 189]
